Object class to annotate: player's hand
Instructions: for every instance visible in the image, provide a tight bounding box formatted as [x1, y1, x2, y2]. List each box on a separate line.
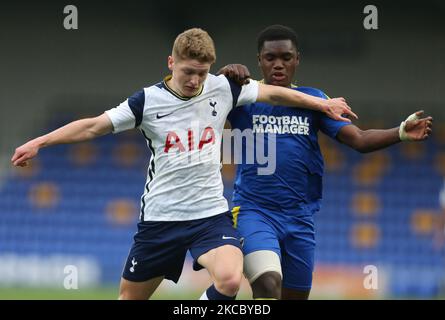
[324, 97, 358, 122]
[11, 141, 40, 167]
[401, 110, 433, 141]
[216, 64, 251, 86]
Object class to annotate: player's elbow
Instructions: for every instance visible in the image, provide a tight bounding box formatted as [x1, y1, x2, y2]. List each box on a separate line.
[258, 92, 281, 105]
[351, 141, 372, 153]
[87, 116, 111, 138]
[257, 84, 287, 106]
[267, 94, 283, 105]
[354, 142, 378, 153]
[83, 122, 100, 139]
[354, 144, 371, 153]
[86, 126, 102, 139]
[341, 129, 370, 153]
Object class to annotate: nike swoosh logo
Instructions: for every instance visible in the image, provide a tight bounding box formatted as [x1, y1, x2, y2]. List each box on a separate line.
[156, 112, 174, 119]
[222, 235, 238, 241]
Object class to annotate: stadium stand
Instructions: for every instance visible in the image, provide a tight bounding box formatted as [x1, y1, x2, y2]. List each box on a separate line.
[0, 117, 444, 298]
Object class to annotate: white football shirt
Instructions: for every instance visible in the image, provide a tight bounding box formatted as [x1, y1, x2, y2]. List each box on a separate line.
[105, 74, 259, 221]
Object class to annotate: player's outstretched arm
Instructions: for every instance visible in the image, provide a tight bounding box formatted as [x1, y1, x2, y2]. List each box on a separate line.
[11, 113, 113, 167]
[337, 110, 433, 153]
[256, 83, 358, 122]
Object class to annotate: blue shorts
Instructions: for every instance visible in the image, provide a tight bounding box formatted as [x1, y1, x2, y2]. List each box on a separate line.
[233, 205, 315, 291]
[122, 212, 242, 283]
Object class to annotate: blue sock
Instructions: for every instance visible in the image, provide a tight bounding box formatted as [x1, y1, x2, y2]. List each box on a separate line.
[200, 284, 236, 300]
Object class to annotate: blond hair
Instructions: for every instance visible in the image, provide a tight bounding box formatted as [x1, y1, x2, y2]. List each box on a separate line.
[172, 28, 216, 64]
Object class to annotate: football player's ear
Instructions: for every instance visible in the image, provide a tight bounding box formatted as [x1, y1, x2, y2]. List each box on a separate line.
[296, 51, 301, 67]
[167, 56, 174, 71]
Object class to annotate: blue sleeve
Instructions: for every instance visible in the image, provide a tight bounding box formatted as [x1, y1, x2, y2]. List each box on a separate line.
[319, 115, 350, 139]
[127, 90, 145, 127]
[313, 90, 350, 139]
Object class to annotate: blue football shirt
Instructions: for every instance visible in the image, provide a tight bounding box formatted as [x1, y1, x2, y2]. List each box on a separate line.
[227, 86, 350, 216]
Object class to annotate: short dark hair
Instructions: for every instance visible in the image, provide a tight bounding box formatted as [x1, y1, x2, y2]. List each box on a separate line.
[257, 25, 299, 53]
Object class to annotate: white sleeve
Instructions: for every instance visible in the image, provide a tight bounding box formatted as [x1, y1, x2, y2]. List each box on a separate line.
[105, 100, 136, 134]
[104, 89, 145, 133]
[223, 75, 259, 108]
[237, 80, 259, 106]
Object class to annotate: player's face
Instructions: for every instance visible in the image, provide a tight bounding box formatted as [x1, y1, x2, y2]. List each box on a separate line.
[258, 40, 299, 87]
[168, 56, 211, 97]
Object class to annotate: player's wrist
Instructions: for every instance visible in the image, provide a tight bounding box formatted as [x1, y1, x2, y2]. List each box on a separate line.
[399, 112, 419, 142]
[399, 121, 407, 141]
[316, 98, 329, 114]
[33, 136, 47, 149]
